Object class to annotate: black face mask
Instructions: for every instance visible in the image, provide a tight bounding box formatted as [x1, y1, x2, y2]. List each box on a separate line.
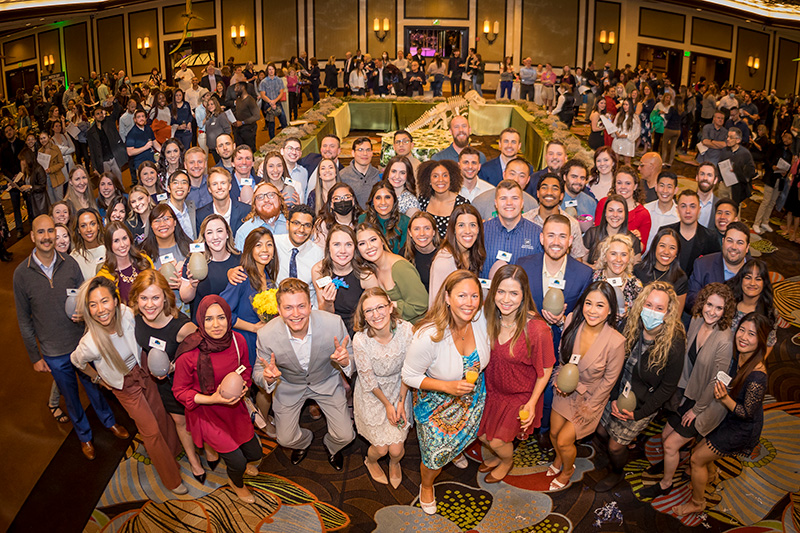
[332, 200, 354, 216]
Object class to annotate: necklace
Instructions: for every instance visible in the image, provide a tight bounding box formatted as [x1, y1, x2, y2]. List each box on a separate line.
[501, 320, 516, 329]
[118, 264, 138, 283]
[453, 324, 470, 340]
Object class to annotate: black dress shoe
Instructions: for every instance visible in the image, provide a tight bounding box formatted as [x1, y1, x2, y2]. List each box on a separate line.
[291, 447, 309, 465]
[639, 481, 672, 500]
[646, 460, 665, 475]
[206, 456, 220, 471]
[192, 471, 207, 484]
[328, 450, 344, 471]
[536, 431, 553, 451]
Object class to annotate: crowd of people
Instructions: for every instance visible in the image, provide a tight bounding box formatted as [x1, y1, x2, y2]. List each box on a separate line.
[8, 54, 780, 519]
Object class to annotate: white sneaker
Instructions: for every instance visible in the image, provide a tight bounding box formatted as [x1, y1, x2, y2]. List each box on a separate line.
[761, 224, 774, 233]
[753, 225, 764, 235]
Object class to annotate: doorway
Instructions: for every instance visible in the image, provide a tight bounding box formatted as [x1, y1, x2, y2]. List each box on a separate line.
[637, 44, 683, 85]
[5, 65, 39, 98]
[404, 27, 467, 59]
[688, 52, 730, 88]
[163, 36, 217, 85]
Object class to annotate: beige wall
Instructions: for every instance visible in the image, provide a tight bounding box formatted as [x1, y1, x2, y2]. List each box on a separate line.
[405, 0, 469, 19]
[3, 35, 36, 67]
[37, 31, 60, 73]
[521, 0, 579, 66]
[593, 1, 620, 68]
[128, 9, 159, 77]
[315, 0, 359, 61]
[367, 0, 397, 58]
[163, 1, 215, 34]
[263, 0, 298, 62]
[96, 15, 125, 77]
[734, 28, 769, 91]
[775, 38, 799, 96]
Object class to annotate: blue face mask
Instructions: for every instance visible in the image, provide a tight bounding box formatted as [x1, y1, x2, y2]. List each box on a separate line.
[640, 307, 665, 330]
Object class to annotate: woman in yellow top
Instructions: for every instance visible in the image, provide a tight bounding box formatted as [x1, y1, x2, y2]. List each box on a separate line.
[38, 129, 66, 204]
[98, 221, 153, 304]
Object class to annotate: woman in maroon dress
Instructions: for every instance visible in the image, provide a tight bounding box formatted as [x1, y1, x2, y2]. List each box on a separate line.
[173, 295, 263, 503]
[477, 265, 555, 482]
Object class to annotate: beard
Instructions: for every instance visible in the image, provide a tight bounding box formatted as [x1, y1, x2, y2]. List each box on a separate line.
[697, 180, 714, 193]
[257, 203, 281, 220]
[453, 133, 470, 149]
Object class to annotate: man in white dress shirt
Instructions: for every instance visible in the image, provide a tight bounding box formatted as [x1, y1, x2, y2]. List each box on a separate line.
[275, 205, 324, 305]
[644, 171, 679, 250]
[458, 147, 494, 202]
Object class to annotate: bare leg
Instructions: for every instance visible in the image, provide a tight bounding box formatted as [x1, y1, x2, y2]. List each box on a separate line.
[673, 440, 718, 515]
[171, 413, 204, 476]
[486, 438, 515, 479]
[478, 435, 501, 468]
[388, 442, 405, 485]
[366, 444, 389, 482]
[661, 428, 691, 490]
[552, 417, 577, 486]
[420, 463, 441, 504]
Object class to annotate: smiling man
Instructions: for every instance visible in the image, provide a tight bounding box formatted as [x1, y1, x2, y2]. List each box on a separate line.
[275, 205, 324, 304]
[664, 189, 720, 277]
[339, 137, 381, 207]
[166, 171, 196, 239]
[472, 157, 539, 221]
[234, 182, 288, 250]
[431, 115, 487, 164]
[458, 146, 493, 202]
[687, 221, 750, 309]
[480, 128, 523, 186]
[524, 173, 588, 260]
[528, 140, 567, 198]
[195, 167, 251, 236]
[644, 171, 679, 250]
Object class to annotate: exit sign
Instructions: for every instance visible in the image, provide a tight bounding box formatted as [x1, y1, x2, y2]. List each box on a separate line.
[684, 51, 691, 57]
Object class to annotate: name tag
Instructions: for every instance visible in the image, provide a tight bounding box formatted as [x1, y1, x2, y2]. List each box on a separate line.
[607, 277, 624, 287]
[96, 255, 106, 264]
[569, 353, 581, 365]
[548, 278, 565, 290]
[160, 253, 175, 264]
[235, 365, 246, 375]
[149, 337, 166, 350]
[240, 178, 254, 187]
[564, 200, 578, 208]
[189, 242, 206, 253]
[479, 278, 491, 289]
[156, 193, 168, 202]
[284, 178, 295, 188]
[496, 250, 512, 262]
[716, 371, 732, 386]
[317, 275, 333, 288]
[66, 289, 78, 296]
[622, 382, 632, 398]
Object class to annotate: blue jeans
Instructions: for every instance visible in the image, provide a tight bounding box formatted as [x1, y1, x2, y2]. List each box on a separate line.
[500, 80, 513, 98]
[472, 75, 483, 96]
[48, 353, 116, 442]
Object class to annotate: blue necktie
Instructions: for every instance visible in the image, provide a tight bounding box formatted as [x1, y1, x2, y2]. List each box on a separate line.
[289, 248, 299, 278]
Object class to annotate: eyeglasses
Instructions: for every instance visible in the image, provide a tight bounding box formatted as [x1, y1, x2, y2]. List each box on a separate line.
[363, 303, 390, 317]
[254, 192, 279, 202]
[284, 146, 301, 152]
[332, 194, 353, 202]
[394, 139, 411, 145]
[152, 215, 175, 226]
[290, 220, 313, 230]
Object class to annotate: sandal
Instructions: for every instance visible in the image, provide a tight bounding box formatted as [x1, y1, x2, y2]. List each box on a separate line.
[546, 463, 561, 477]
[49, 405, 70, 424]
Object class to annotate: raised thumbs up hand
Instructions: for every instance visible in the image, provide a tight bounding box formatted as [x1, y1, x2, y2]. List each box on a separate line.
[260, 352, 282, 384]
[330, 336, 350, 367]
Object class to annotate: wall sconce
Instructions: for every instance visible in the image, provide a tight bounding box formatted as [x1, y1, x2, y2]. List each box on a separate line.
[483, 20, 499, 44]
[43, 54, 54, 72]
[231, 25, 246, 48]
[747, 55, 760, 76]
[136, 37, 150, 58]
[599, 30, 615, 54]
[373, 18, 390, 42]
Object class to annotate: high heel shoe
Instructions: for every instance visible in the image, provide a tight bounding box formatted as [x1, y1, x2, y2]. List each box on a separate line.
[207, 456, 220, 471]
[192, 471, 207, 484]
[418, 485, 437, 515]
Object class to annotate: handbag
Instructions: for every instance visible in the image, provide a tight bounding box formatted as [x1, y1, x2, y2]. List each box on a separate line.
[263, 101, 282, 118]
[232, 335, 268, 430]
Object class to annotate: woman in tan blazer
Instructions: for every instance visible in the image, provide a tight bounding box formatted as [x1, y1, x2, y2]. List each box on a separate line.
[640, 282, 735, 500]
[548, 281, 626, 491]
[38, 130, 66, 203]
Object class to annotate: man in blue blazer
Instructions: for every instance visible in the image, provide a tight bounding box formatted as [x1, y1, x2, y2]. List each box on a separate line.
[687, 221, 750, 310]
[195, 167, 251, 237]
[514, 214, 593, 444]
[526, 140, 567, 199]
[479, 127, 526, 186]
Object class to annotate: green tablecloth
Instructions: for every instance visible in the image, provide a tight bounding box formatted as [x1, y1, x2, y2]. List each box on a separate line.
[348, 102, 393, 132]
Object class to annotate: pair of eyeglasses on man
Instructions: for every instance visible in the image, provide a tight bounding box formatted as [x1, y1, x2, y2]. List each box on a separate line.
[254, 192, 279, 202]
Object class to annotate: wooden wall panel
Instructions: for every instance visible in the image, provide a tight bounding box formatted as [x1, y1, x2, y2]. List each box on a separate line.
[64, 23, 89, 85]
[128, 9, 160, 77]
[263, 0, 298, 61]
[97, 16, 125, 76]
[367, 0, 396, 58]
[476, 0, 506, 63]
[221, 0, 257, 65]
[3, 35, 35, 67]
[594, 1, 620, 69]
[775, 38, 799, 97]
[37, 30, 60, 72]
[734, 28, 769, 90]
[163, 1, 215, 34]
[315, 0, 359, 60]
[521, 0, 579, 66]
[404, 0, 469, 20]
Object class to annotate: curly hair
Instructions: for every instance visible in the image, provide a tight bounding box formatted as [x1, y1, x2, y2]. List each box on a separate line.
[691, 282, 736, 331]
[623, 281, 685, 373]
[416, 159, 462, 199]
[726, 258, 778, 328]
[609, 165, 646, 206]
[594, 233, 635, 278]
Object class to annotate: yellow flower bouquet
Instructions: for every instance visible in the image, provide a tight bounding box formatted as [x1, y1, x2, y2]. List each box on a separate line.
[251, 288, 279, 323]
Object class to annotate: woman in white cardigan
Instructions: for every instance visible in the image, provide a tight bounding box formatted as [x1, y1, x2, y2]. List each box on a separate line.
[402, 269, 490, 515]
[611, 98, 641, 166]
[71, 275, 187, 495]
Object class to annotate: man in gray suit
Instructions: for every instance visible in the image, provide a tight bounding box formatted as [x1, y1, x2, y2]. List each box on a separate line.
[254, 279, 355, 470]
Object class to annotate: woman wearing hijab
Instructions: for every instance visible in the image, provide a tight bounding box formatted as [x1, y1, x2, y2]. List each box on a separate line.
[173, 295, 263, 503]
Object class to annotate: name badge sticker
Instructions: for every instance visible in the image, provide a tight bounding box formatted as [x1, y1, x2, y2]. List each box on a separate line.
[66, 288, 78, 296]
[622, 382, 632, 398]
[235, 365, 247, 375]
[548, 278, 565, 290]
[240, 178, 254, 187]
[479, 278, 491, 289]
[96, 255, 106, 264]
[160, 253, 175, 264]
[607, 277, 624, 287]
[569, 353, 581, 365]
[149, 337, 166, 350]
[284, 178, 295, 187]
[564, 200, 578, 208]
[716, 371, 732, 386]
[156, 193, 168, 202]
[189, 242, 206, 253]
[496, 250, 512, 262]
[317, 275, 333, 288]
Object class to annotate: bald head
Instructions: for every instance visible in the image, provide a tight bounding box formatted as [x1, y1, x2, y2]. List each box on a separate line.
[449, 116, 471, 149]
[639, 152, 663, 183]
[31, 215, 55, 253]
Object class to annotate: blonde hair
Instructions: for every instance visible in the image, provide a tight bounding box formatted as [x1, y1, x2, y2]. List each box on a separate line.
[77, 276, 129, 376]
[64, 166, 95, 212]
[594, 233, 635, 278]
[622, 281, 685, 373]
[413, 270, 482, 342]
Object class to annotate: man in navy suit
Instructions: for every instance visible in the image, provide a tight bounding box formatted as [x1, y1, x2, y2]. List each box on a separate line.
[514, 214, 593, 446]
[479, 127, 525, 186]
[687, 221, 750, 310]
[527, 140, 567, 199]
[195, 167, 251, 237]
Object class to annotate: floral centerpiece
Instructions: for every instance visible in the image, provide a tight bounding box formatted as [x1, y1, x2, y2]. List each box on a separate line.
[251, 288, 279, 323]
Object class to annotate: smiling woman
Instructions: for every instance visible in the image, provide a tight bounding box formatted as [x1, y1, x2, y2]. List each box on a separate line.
[358, 181, 410, 254]
[97, 221, 153, 303]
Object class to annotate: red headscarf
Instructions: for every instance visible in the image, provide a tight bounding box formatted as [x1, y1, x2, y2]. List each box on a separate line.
[176, 295, 234, 394]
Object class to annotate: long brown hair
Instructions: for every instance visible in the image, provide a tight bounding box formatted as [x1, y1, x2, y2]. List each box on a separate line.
[319, 224, 370, 280]
[353, 287, 400, 336]
[729, 312, 769, 396]
[414, 270, 482, 342]
[382, 155, 417, 195]
[437, 203, 485, 273]
[73, 208, 106, 260]
[240, 227, 278, 291]
[610, 165, 646, 206]
[404, 211, 440, 262]
[484, 264, 542, 357]
[102, 221, 151, 284]
[363, 181, 402, 248]
[128, 269, 178, 318]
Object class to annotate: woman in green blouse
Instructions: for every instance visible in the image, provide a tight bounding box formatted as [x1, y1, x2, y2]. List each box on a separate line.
[356, 221, 428, 323]
[358, 181, 410, 254]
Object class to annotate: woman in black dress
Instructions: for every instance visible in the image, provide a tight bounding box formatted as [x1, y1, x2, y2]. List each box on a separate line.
[416, 160, 469, 239]
[634, 227, 688, 311]
[130, 269, 207, 483]
[673, 312, 769, 517]
[583, 194, 642, 266]
[311, 224, 379, 337]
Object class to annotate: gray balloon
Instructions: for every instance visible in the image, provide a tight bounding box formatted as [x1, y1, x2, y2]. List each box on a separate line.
[148, 348, 171, 377]
[64, 294, 78, 320]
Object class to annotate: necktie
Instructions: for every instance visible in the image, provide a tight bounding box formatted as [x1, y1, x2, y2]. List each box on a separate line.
[289, 248, 299, 279]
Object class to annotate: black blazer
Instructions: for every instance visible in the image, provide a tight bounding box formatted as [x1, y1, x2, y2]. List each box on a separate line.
[0, 138, 25, 175]
[195, 199, 251, 237]
[87, 118, 127, 171]
[664, 222, 721, 277]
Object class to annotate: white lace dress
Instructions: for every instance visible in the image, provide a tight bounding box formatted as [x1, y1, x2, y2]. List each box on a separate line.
[353, 320, 414, 446]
